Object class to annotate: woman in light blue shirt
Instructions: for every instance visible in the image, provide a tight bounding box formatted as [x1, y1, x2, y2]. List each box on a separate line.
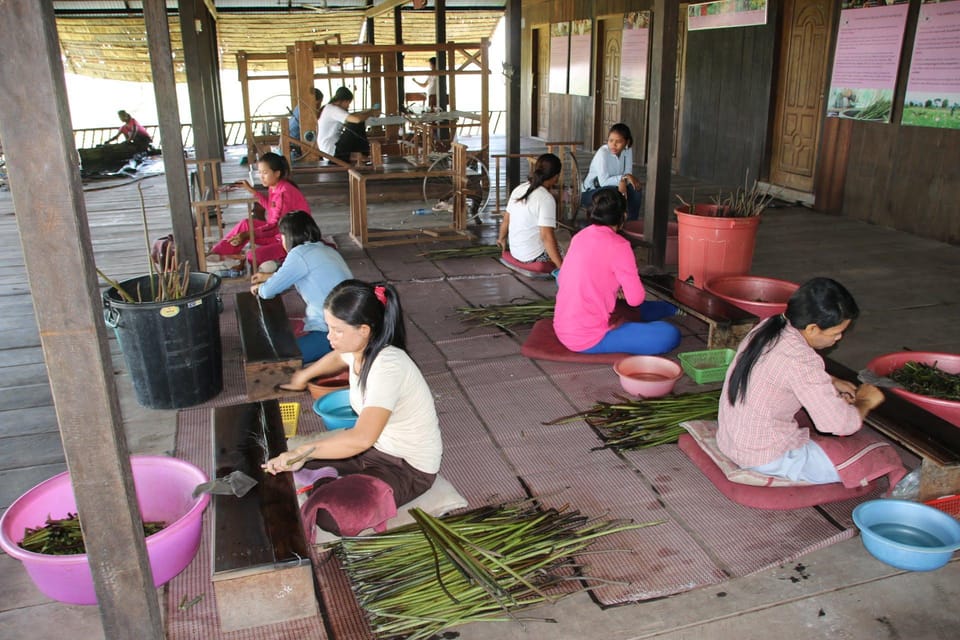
[251, 210, 352, 363]
[581, 123, 642, 221]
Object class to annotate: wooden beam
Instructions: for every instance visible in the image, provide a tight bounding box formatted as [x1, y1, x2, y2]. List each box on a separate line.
[0, 2, 163, 637]
[365, 0, 408, 19]
[203, 0, 218, 21]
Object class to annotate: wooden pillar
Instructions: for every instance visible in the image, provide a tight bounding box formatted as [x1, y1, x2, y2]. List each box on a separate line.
[481, 38, 490, 155]
[643, 0, 678, 269]
[394, 6, 405, 101]
[292, 41, 317, 139]
[505, 0, 522, 188]
[180, 1, 224, 169]
[0, 2, 163, 638]
[238, 52, 256, 164]
[436, 0, 448, 110]
[143, 0, 199, 270]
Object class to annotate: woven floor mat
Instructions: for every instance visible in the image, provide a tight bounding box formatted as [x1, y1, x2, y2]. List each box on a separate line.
[447, 354, 554, 391]
[433, 255, 506, 278]
[434, 331, 523, 361]
[444, 270, 546, 307]
[367, 245, 447, 281]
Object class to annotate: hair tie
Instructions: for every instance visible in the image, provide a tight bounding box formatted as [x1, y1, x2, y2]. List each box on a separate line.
[374, 285, 387, 306]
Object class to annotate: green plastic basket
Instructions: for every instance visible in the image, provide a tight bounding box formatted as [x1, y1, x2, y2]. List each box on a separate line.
[678, 348, 736, 384]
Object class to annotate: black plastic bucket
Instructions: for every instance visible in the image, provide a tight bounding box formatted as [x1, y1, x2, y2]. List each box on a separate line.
[103, 272, 223, 409]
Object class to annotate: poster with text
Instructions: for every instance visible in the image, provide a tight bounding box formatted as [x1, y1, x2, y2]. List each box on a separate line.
[687, 0, 768, 31]
[620, 12, 650, 100]
[569, 19, 593, 96]
[827, 2, 909, 122]
[903, 0, 960, 129]
[549, 22, 570, 95]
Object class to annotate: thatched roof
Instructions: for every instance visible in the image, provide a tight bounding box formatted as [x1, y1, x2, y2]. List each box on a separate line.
[56, 10, 503, 82]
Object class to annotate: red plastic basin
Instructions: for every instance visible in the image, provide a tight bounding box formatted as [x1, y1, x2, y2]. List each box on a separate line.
[705, 276, 800, 319]
[865, 352, 960, 427]
[613, 355, 683, 398]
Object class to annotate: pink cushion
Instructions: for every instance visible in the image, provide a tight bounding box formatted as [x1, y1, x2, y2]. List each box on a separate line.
[300, 474, 397, 542]
[499, 251, 556, 278]
[521, 319, 631, 364]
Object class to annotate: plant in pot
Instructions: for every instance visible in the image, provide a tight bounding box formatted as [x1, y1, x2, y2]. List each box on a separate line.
[674, 180, 775, 288]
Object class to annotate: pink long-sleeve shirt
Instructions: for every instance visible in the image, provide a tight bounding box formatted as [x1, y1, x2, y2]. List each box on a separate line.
[253, 179, 311, 240]
[717, 322, 863, 467]
[553, 225, 645, 351]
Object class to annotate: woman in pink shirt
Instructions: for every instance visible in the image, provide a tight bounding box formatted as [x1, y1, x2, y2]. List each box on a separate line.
[717, 278, 885, 483]
[209, 152, 310, 270]
[553, 188, 681, 354]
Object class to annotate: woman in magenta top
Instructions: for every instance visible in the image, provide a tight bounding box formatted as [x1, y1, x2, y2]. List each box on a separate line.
[209, 152, 310, 269]
[553, 188, 681, 355]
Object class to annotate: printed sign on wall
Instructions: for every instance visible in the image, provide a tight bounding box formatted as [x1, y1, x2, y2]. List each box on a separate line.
[687, 0, 768, 31]
[903, 0, 960, 129]
[620, 12, 650, 100]
[549, 22, 570, 94]
[568, 19, 593, 96]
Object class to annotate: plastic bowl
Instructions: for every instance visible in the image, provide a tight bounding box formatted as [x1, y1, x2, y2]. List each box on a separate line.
[312, 388, 358, 430]
[613, 355, 683, 398]
[865, 352, 960, 427]
[0, 455, 209, 605]
[852, 499, 960, 571]
[306, 371, 350, 400]
[705, 276, 800, 319]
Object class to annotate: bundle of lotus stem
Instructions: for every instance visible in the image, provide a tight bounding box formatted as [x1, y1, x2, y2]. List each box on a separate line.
[457, 297, 556, 332]
[419, 245, 502, 260]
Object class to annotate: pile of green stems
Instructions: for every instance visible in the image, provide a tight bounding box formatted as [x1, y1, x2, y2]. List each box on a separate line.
[420, 245, 501, 261]
[336, 501, 655, 640]
[548, 390, 721, 451]
[457, 297, 556, 331]
[19, 513, 165, 555]
[889, 361, 960, 401]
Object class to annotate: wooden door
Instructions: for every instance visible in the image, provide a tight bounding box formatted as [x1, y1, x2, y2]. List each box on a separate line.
[536, 27, 550, 139]
[673, 6, 688, 173]
[595, 19, 622, 148]
[769, 0, 834, 192]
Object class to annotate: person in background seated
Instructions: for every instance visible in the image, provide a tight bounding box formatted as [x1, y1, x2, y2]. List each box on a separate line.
[103, 110, 152, 152]
[288, 88, 323, 157]
[553, 187, 681, 355]
[316, 87, 381, 161]
[717, 277, 885, 484]
[265, 280, 442, 508]
[208, 152, 310, 271]
[496, 153, 564, 270]
[582, 122, 642, 221]
[250, 211, 351, 364]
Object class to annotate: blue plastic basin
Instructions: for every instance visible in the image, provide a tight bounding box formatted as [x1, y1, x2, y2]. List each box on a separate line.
[312, 389, 358, 430]
[852, 499, 960, 571]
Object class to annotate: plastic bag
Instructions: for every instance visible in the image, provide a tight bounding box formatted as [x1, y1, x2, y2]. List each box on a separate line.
[890, 467, 921, 500]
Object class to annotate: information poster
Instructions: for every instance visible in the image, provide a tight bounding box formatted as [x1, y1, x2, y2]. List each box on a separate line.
[549, 22, 570, 95]
[687, 0, 768, 31]
[569, 19, 592, 96]
[903, 0, 960, 129]
[620, 12, 650, 100]
[827, 1, 909, 123]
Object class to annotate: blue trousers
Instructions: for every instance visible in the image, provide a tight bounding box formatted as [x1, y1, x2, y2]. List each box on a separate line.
[582, 183, 642, 221]
[298, 330, 332, 365]
[581, 301, 682, 355]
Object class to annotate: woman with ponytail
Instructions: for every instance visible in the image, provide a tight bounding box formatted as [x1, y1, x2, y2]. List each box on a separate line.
[717, 277, 885, 484]
[496, 153, 564, 269]
[265, 280, 442, 507]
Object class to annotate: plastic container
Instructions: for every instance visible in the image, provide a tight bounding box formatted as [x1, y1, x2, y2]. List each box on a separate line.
[613, 356, 683, 398]
[103, 273, 223, 409]
[280, 402, 301, 438]
[0, 455, 210, 605]
[678, 348, 736, 384]
[412, 208, 431, 216]
[621, 220, 679, 265]
[675, 208, 761, 288]
[925, 495, 960, 519]
[705, 275, 800, 319]
[306, 371, 350, 400]
[865, 352, 960, 427]
[313, 389, 358, 430]
[852, 499, 960, 571]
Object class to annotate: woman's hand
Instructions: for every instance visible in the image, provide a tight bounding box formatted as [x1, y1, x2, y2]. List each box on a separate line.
[832, 378, 858, 403]
[250, 272, 271, 285]
[228, 231, 247, 247]
[496, 236, 507, 251]
[235, 179, 255, 194]
[853, 383, 885, 419]
[263, 449, 307, 475]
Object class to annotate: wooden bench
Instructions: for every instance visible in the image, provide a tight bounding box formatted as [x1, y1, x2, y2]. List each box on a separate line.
[641, 273, 759, 348]
[825, 357, 960, 502]
[211, 400, 318, 632]
[236, 292, 301, 401]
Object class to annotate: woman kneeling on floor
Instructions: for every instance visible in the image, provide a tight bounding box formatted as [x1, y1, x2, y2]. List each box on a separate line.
[553, 187, 681, 355]
[496, 153, 564, 270]
[718, 277, 885, 483]
[250, 211, 352, 364]
[264, 280, 442, 510]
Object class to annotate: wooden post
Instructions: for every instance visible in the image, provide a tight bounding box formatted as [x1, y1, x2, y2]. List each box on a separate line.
[643, 0, 679, 269]
[143, 0, 199, 271]
[505, 0, 522, 189]
[293, 41, 317, 142]
[0, 2, 163, 637]
[238, 52, 256, 164]
[180, 0, 224, 165]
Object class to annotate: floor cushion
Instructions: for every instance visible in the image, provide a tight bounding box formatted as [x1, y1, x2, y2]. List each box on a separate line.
[521, 319, 634, 364]
[300, 474, 397, 543]
[499, 250, 556, 279]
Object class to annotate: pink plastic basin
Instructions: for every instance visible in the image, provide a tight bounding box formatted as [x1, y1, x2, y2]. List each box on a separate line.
[0, 455, 209, 605]
[705, 276, 800, 319]
[865, 352, 960, 427]
[621, 220, 679, 265]
[614, 355, 683, 398]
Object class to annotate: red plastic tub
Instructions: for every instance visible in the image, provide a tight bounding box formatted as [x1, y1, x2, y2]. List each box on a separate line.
[705, 276, 800, 319]
[865, 352, 960, 427]
[675, 209, 761, 288]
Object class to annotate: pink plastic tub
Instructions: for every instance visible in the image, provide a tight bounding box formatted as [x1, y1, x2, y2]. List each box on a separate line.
[705, 275, 800, 319]
[865, 352, 960, 427]
[0, 455, 209, 605]
[614, 355, 683, 398]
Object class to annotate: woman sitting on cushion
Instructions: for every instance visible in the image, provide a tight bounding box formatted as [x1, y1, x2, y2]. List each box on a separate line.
[553, 187, 681, 355]
[250, 211, 352, 364]
[717, 277, 885, 484]
[264, 280, 442, 508]
[496, 153, 564, 270]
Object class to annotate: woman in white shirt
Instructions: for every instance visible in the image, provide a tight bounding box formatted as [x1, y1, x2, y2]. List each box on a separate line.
[582, 123, 642, 221]
[496, 153, 564, 269]
[265, 280, 442, 507]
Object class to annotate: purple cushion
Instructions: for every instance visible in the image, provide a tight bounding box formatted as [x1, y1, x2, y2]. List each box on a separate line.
[300, 474, 397, 542]
[521, 319, 630, 364]
[499, 251, 556, 277]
